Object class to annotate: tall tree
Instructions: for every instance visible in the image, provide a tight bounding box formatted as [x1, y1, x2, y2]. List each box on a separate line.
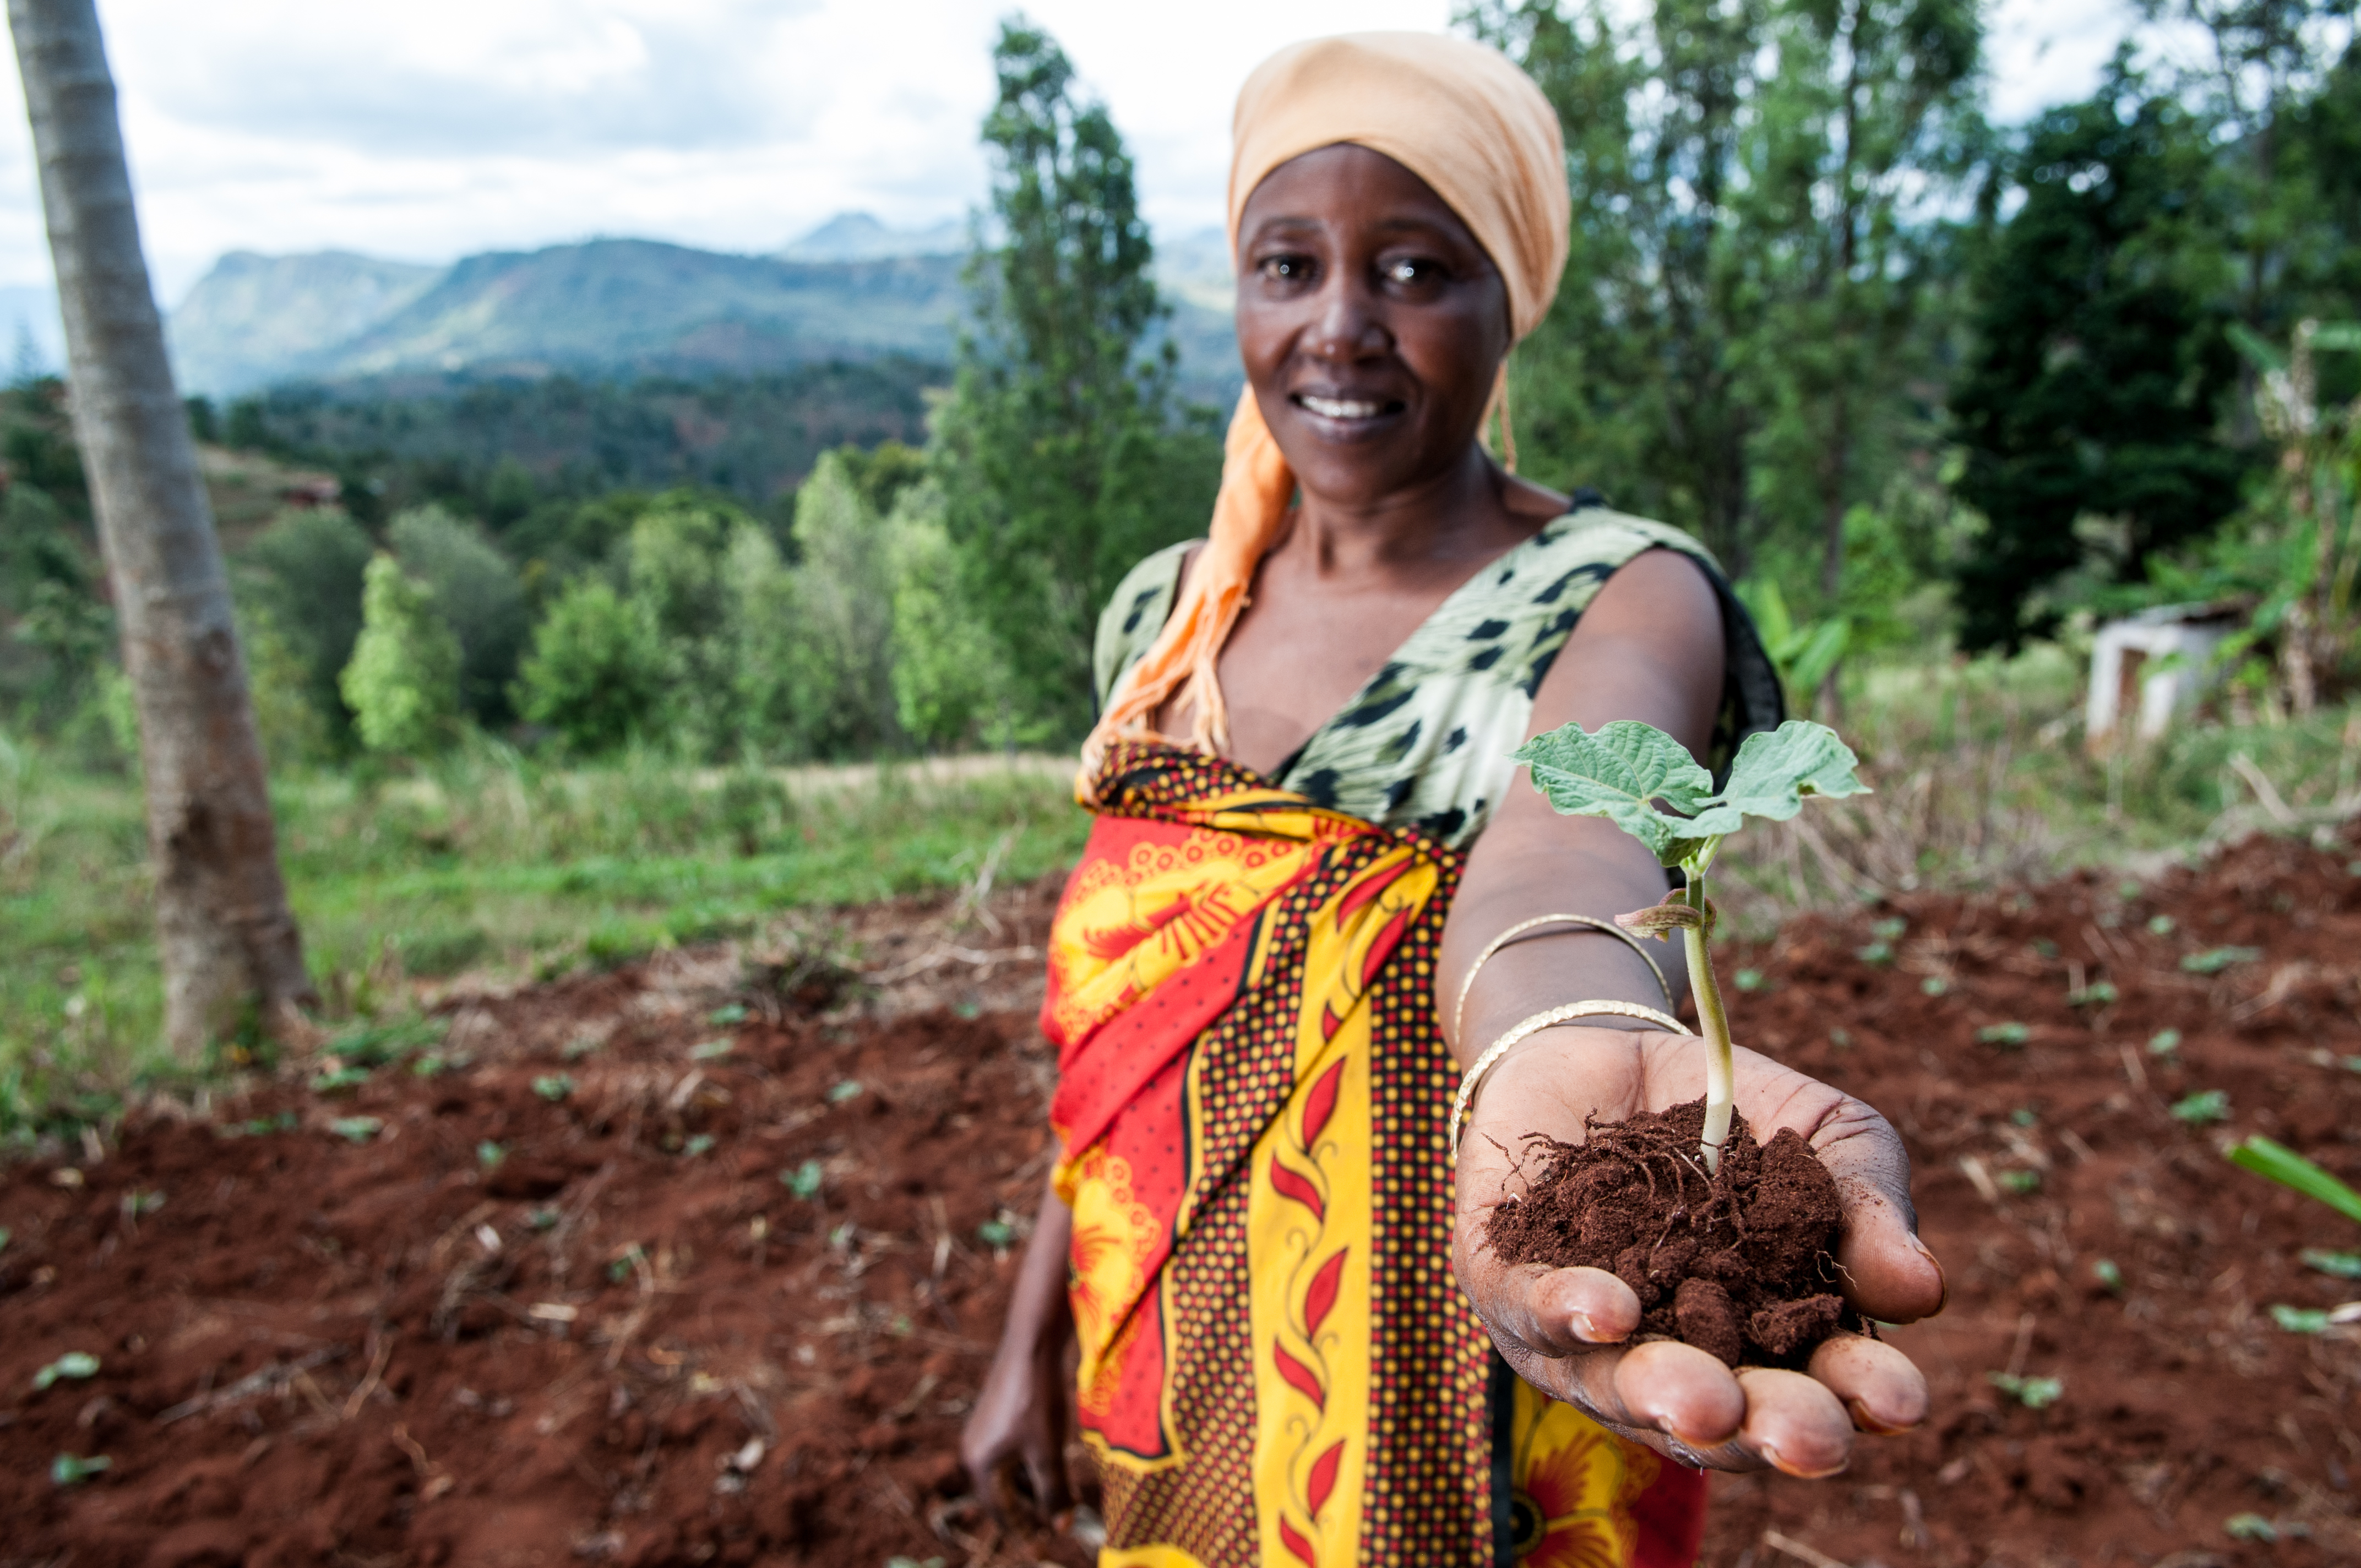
[8, 0, 313, 1054]
[1470, 0, 1981, 601]
[933, 18, 1220, 739]
[1949, 79, 2250, 650]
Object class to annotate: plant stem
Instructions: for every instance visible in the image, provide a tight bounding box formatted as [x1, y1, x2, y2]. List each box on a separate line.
[1683, 870, 1734, 1174]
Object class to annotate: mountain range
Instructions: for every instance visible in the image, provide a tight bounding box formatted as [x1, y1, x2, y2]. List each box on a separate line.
[161, 213, 1239, 401]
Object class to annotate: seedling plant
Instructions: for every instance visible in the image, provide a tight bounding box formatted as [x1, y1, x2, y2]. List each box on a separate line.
[1514, 718, 1870, 1172]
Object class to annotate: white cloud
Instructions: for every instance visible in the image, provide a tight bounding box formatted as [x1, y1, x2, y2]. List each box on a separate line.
[0, 0, 2142, 319]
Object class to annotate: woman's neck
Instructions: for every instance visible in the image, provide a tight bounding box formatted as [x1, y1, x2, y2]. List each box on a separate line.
[1281, 447, 1555, 581]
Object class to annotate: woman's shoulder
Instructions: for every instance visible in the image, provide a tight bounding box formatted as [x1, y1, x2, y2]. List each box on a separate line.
[1526, 500, 1726, 579]
[1094, 539, 1201, 709]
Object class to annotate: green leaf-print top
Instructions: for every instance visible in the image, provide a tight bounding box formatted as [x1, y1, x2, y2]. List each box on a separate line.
[1092, 503, 1785, 850]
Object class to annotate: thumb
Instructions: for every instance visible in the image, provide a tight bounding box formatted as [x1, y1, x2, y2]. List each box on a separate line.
[1822, 1137, 1945, 1324]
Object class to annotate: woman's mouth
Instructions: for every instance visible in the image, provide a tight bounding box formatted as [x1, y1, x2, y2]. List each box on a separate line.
[1292, 393, 1405, 423]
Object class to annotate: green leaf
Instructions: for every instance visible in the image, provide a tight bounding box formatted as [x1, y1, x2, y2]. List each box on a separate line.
[49, 1452, 110, 1486]
[2224, 1512, 2279, 1542]
[682, 1134, 717, 1158]
[2180, 946, 2260, 975]
[2092, 1259, 2123, 1293]
[1977, 1022, 2031, 1047]
[1713, 721, 1873, 823]
[1513, 721, 1718, 864]
[2300, 1248, 2361, 1279]
[2226, 322, 2288, 372]
[532, 1074, 575, 1102]
[2227, 1135, 2361, 1226]
[2269, 1304, 2331, 1335]
[2169, 1090, 2230, 1124]
[2309, 322, 2361, 352]
[783, 1159, 824, 1200]
[329, 1116, 383, 1143]
[826, 1080, 864, 1104]
[1999, 1169, 2042, 1194]
[2147, 1029, 2182, 1055]
[1985, 1371, 2062, 1408]
[32, 1352, 99, 1390]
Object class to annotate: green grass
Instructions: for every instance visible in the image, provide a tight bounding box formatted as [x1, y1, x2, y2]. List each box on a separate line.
[0, 736, 1086, 1126]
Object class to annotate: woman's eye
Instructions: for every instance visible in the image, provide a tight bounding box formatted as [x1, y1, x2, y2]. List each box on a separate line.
[1258, 254, 1313, 281]
[1385, 258, 1439, 285]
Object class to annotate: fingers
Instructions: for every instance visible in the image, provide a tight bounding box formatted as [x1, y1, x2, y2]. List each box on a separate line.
[1808, 1332, 1929, 1436]
[1482, 1264, 1642, 1357]
[1731, 1368, 1853, 1477]
[1608, 1340, 1747, 1450]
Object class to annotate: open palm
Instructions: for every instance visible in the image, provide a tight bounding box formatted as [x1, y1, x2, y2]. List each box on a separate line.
[1454, 1025, 1946, 1476]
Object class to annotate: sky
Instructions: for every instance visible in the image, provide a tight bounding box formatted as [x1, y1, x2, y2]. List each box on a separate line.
[0, 0, 2141, 336]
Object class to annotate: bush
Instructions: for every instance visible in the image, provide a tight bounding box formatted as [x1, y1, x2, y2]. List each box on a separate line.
[241, 508, 373, 743]
[515, 578, 662, 755]
[887, 482, 1005, 749]
[387, 505, 528, 725]
[340, 554, 462, 756]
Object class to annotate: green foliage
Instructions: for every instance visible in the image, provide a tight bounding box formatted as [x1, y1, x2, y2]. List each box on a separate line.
[2228, 1133, 2361, 1224]
[1737, 579, 1850, 711]
[50, 1453, 110, 1487]
[2171, 1088, 2233, 1123]
[784, 1159, 824, 1199]
[887, 483, 1009, 749]
[241, 508, 374, 745]
[1950, 79, 2250, 650]
[933, 19, 1222, 741]
[1985, 1371, 2064, 1408]
[515, 579, 663, 755]
[1515, 718, 1869, 868]
[340, 554, 463, 756]
[387, 505, 528, 725]
[1473, 0, 1982, 600]
[31, 1352, 98, 1390]
[777, 455, 901, 756]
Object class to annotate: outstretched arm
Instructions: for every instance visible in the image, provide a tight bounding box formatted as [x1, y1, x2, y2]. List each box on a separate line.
[1440, 547, 1945, 1476]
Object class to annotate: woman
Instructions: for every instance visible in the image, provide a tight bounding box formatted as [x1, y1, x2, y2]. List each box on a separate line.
[964, 32, 1945, 1568]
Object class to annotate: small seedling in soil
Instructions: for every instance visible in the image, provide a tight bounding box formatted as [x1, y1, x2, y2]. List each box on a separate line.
[2148, 1028, 2183, 1058]
[783, 1160, 824, 1200]
[1734, 968, 1765, 992]
[2302, 1249, 2361, 1279]
[682, 1134, 717, 1158]
[2009, 1107, 2039, 1127]
[532, 1074, 575, 1102]
[309, 1065, 371, 1096]
[1999, 1169, 2042, 1195]
[977, 1218, 1018, 1251]
[2181, 946, 2261, 975]
[2270, 1304, 2336, 1334]
[707, 1004, 749, 1026]
[1978, 1022, 2031, 1048]
[329, 1117, 382, 1143]
[2171, 1090, 2231, 1124]
[1986, 1371, 2063, 1409]
[2225, 1515, 2287, 1544]
[1921, 977, 1949, 996]
[477, 1141, 506, 1169]
[526, 1206, 562, 1232]
[1857, 940, 1895, 965]
[32, 1352, 98, 1390]
[689, 1039, 734, 1061]
[2092, 1259, 2124, 1293]
[561, 1037, 602, 1061]
[2147, 914, 2175, 936]
[826, 1080, 863, 1104]
[1489, 719, 1876, 1368]
[2067, 980, 2118, 1007]
[49, 1453, 109, 1487]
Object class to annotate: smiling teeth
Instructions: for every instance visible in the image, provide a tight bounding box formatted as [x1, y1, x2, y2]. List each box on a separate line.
[1300, 395, 1384, 419]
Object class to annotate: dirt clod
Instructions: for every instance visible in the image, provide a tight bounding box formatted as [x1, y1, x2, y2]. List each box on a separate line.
[1486, 1101, 1858, 1366]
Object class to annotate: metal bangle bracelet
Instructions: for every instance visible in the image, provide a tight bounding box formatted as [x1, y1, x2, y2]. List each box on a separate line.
[1450, 999, 1693, 1161]
[1448, 912, 1676, 1048]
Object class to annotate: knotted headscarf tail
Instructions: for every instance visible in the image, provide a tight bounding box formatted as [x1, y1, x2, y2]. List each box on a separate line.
[1076, 32, 1570, 800]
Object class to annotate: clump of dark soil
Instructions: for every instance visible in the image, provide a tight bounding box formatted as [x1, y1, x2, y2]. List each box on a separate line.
[1484, 1099, 1858, 1366]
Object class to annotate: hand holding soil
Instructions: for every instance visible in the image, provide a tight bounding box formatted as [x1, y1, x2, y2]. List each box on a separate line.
[1453, 1023, 1945, 1476]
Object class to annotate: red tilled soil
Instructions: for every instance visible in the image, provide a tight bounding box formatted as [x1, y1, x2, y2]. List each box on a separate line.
[2, 832, 2359, 1566]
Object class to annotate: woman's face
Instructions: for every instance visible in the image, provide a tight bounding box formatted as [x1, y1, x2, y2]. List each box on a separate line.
[1234, 143, 1513, 511]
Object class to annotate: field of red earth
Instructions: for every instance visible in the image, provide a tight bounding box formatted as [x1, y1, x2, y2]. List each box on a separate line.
[4, 830, 2360, 1568]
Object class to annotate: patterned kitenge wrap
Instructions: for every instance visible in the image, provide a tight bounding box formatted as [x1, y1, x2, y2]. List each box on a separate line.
[1044, 742, 1709, 1568]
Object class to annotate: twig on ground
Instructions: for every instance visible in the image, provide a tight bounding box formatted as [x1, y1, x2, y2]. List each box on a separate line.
[1761, 1529, 1853, 1568]
[156, 1348, 342, 1425]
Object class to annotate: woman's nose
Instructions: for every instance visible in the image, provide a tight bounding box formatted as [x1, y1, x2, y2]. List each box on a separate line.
[1302, 275, 1390, 363]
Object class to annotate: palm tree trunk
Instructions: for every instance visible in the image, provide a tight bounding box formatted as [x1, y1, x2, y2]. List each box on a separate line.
[9, 0, 313, 1058]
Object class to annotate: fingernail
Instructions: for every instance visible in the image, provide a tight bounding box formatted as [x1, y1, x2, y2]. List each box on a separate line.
[1906, 1233, 1950, 1315]
[1570, 1310, 1617, 1343]
[1759, 1440, 1847, 1480]
[1845, 1396, 1922, 1437]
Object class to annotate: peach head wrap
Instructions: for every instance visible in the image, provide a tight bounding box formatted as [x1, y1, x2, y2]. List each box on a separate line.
[1077, 31, 1570, 792]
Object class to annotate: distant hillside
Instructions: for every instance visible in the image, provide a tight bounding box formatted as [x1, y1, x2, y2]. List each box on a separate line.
[167, 228, 1240, 401]
[781, 211, 965, 262]
[167, 252, 442, 395]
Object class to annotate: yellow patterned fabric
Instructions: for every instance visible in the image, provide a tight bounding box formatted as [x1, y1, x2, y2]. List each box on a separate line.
[1041, 743, 1705, 1567]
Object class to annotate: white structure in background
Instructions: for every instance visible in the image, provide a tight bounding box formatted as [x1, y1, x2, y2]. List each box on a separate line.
[2085, 604, 2241, 752]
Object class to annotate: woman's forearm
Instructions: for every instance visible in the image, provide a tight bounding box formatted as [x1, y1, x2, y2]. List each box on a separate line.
[1000, 1169, 1075, 1351]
